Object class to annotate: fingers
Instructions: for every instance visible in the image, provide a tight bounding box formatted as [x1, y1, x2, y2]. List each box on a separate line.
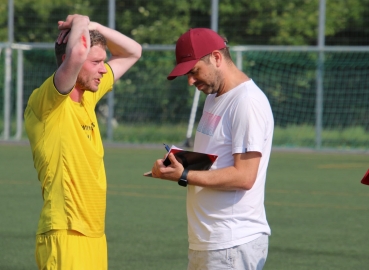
[57, 14, 90, 31]
[151, 155, 184, 181]
[150, 160, 160, 178]
[152, 159, 171, 179]
[168, 153, 179, 165]
[56, 29, 70, 44]
[58, 15, 75, 30]
[57, 20, 68, 30]
[151, 165, 157, 178]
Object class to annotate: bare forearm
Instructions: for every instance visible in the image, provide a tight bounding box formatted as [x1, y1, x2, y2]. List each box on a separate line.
[90, 22, 141, 59]
[88, 22, 141, 80]
[59, 15, 91, 60]
[188, 153, 260, 190]
[55, 15, 90, 93]
[187, 167, 255, 190]
[153, 152, 261, 191]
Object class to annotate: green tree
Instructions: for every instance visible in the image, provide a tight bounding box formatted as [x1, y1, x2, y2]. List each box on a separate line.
[0, 0, 95, 42]
[216, 0, 369, 45]
[1, 0, 369, 129]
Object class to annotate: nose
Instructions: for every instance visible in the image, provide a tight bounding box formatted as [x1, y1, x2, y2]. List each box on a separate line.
[99, 62, 107, 74]
[187, 74, 196, 86]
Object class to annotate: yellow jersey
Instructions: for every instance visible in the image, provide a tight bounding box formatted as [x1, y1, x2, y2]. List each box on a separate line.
[24, 64, 114, 237]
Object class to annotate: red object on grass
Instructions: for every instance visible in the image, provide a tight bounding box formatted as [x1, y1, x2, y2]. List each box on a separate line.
[361, 169, 369, 185]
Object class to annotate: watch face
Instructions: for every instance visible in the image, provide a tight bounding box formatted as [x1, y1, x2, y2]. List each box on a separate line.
[178, 179, 188, 187]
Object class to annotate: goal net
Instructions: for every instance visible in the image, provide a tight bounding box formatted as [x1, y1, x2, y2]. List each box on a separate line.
[240, 49, 369, 150]
[1, 46, 369, 150]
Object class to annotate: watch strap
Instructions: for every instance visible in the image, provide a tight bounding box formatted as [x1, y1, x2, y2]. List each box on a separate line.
[178, 169, 189, 187]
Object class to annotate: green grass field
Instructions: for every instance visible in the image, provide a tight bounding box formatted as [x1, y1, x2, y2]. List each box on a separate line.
[0, 143, 368, 270]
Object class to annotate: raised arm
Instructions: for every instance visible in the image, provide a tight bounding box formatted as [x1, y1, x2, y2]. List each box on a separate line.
[54, 14, 91, 94]
[54, 15, 142, 94]
[88, 22, 142, 82]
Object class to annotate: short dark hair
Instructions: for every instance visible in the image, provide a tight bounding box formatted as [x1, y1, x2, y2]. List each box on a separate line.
[55, 30, 107, 67]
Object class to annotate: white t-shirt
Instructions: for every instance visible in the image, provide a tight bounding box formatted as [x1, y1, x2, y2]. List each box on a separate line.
[188, 79, 274, 251]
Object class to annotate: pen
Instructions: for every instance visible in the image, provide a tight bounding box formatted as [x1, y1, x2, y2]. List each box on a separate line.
[163, 143, 170, 152]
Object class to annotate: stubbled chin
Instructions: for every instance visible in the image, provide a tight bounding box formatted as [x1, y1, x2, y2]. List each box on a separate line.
[89, 88, 99, 92]
[85, 86, 99, 92]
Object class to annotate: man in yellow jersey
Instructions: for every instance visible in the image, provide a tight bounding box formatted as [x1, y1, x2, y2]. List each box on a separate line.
[24, 14, 142, 269]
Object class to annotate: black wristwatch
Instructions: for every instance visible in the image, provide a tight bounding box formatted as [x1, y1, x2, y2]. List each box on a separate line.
[178, 169, 189, 187]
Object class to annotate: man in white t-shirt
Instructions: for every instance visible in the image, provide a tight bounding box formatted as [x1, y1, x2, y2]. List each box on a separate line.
[151, 28, 274, 270]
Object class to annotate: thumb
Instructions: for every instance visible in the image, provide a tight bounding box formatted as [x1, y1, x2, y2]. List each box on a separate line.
[167, 153, 179, 167]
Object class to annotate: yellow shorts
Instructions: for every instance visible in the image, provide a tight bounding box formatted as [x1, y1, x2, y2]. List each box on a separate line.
[35, 230, 107, 270]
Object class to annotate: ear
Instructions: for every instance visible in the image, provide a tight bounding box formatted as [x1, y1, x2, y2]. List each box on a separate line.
[211, 50, 223, 68]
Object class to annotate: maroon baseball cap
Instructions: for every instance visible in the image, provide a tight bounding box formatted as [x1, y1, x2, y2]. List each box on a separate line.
[361, 169, 369, 185]
[167, 28, 227, 80]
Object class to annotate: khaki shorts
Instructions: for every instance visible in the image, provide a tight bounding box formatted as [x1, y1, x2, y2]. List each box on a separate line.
[188, 234, 269, 270]
[35, 230, 107, 270]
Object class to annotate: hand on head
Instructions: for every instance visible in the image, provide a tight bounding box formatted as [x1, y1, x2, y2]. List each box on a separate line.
[58, 14, 90, 30]
[56, 14, 90, 44]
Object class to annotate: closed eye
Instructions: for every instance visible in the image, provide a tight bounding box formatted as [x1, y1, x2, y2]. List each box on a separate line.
[187, 68, 199, 76]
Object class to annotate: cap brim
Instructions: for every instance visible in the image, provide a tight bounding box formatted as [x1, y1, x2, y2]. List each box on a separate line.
[167, 59, 199, 80]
